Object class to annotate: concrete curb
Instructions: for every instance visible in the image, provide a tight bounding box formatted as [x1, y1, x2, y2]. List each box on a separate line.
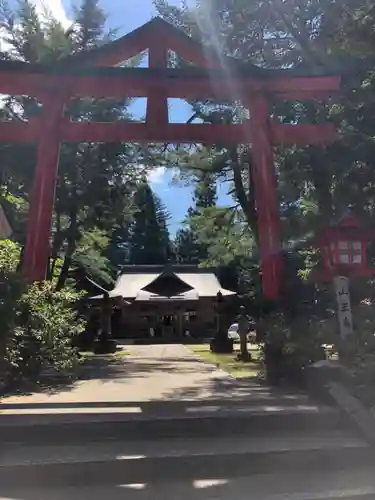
[306, 361, 375, 445]
[327, 381, 375, 444]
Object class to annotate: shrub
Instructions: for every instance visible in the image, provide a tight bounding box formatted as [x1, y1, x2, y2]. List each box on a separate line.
[6, 282, 84, 381]
[0, 240, 84, 390]
[341, 300, 375, 407]
[261, 311, 326, 385]
[0, 241, 24, 384]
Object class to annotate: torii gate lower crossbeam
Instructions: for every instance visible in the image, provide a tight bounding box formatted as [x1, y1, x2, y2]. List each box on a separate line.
[0, 48, 340, 301]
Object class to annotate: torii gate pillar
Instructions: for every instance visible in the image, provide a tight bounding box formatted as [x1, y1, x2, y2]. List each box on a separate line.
[250, 95, 283, 300]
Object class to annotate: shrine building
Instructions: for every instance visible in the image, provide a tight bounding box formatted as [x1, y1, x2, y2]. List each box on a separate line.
[94, 265, 236, 340]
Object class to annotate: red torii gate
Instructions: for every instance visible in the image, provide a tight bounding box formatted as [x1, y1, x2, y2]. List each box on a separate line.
[0, 18, 340, 300]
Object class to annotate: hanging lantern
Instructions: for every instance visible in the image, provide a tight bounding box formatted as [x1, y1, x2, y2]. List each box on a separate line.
[314, 211, 374, 280]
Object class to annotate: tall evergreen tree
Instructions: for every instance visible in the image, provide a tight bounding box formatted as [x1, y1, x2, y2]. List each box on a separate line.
[157, 0, 375, 265]
[154, 194, 174, 262]
[105, 224, 132, 275]
[129, 181, 171, 265]
[175, 172, 217, 264]
[191, 172, 217, 214]
[0, 0, 147, 286]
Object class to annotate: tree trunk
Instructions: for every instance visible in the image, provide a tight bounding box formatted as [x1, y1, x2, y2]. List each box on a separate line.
[238, 314, 251, 361]
[55, 210, 78, 291]
[310, 151, 333, 220]
[230, 148, 258, 240]
[240, 331, 248, 358]
[55, 252, 73, 291]
[47, 211, 63, 281]
[305, 106, 333, 220]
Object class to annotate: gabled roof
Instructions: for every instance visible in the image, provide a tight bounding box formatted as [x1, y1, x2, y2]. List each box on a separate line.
[108, 269, 236, 300]
[142, 272, 194, 296]
[175, 273, 234, 297]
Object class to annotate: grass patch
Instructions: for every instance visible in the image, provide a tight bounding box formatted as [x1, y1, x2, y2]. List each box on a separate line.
[79, 349, 130, 361]
[190, 344, 261, 380]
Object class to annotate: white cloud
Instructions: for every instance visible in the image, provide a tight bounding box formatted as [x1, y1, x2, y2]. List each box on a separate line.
[148, 167, 166, 185]
[32, 0, 72, 29]
[0, 0, 71, 104]
[0, 0, 71, 55]
[0, 27, 11, 55]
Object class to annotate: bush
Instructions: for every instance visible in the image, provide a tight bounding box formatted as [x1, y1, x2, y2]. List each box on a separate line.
[341, 300, 375, 407]
[0, 240, 84, 390]
[262, 312, 326, 386]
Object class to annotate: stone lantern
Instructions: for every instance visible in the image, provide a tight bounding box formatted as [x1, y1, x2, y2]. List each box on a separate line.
[210, 290, 233, 354]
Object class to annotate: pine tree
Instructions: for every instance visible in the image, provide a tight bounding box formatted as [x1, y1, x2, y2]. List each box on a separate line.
[154, 194, 173, 262]
[105, 224, 132, 274]
[192, 172, 217, 213]
[129, 181, 171, 265]
[0, 0, 145, 287]
[175, 172, 217, 264]
[72, 0, 107, 50]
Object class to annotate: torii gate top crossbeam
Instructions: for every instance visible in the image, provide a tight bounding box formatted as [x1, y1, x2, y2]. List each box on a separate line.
[0, 60, 340, 101]
[0, 16, 340, 102]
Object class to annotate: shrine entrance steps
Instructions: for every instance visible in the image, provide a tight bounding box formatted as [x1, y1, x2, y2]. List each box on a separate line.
[0, 344, 373, 498]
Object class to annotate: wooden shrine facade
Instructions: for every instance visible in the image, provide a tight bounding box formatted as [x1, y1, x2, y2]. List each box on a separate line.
[0, 17, 341, 300]
[97, 265, 236, 339]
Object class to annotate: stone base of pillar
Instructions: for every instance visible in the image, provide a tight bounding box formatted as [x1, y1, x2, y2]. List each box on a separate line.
[210, 337, 234, 354]
[93, 338, 117, 354]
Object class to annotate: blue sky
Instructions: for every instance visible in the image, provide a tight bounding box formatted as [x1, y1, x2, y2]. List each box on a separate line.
[59, 0, 233, 233]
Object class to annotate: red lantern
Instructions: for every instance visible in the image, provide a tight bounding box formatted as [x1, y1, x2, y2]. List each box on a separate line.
[314, 212, 374, 280]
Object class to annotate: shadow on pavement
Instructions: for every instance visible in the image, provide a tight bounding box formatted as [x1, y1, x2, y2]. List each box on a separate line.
[1, 351, 264, 399]
[0, 479, 238, 500]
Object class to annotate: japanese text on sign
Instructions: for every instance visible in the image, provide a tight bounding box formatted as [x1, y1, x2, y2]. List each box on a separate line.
[333, 276, 353, 339]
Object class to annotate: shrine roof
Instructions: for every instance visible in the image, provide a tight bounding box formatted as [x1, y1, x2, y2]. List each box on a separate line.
[101, 265, 236, 300]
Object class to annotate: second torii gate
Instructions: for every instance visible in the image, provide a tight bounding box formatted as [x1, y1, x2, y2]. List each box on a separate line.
[0, 17, 340, 300]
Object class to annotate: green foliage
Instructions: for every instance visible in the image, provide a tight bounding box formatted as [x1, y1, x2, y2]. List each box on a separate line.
[0, 241, 84, 389]
[175, 171, 217, 264]
[0, 241, 24, 373]
[2, 0, 375, 386]
[0, 0, 149, 287]
[73, 228, 113, 284]
[105, 224, 131, 273]
[128, 181, 172, 265]
[263, 311, 326, 365]
[191, 172, 218, 212]
[188, 206, 255, 267]
[174, 228, 202, 264]
[0, 239, 21, 272]
[338, 300, 375, 405]
[158, 1, 375, 304]
[154, 194, 173, 261]
[5, 283, 84, 378]
[72, 0, 108, 49]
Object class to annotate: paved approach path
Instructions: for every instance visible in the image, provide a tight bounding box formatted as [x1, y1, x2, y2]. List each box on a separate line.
[0, 343, 319, 427]
[0, 344, 260, 407]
